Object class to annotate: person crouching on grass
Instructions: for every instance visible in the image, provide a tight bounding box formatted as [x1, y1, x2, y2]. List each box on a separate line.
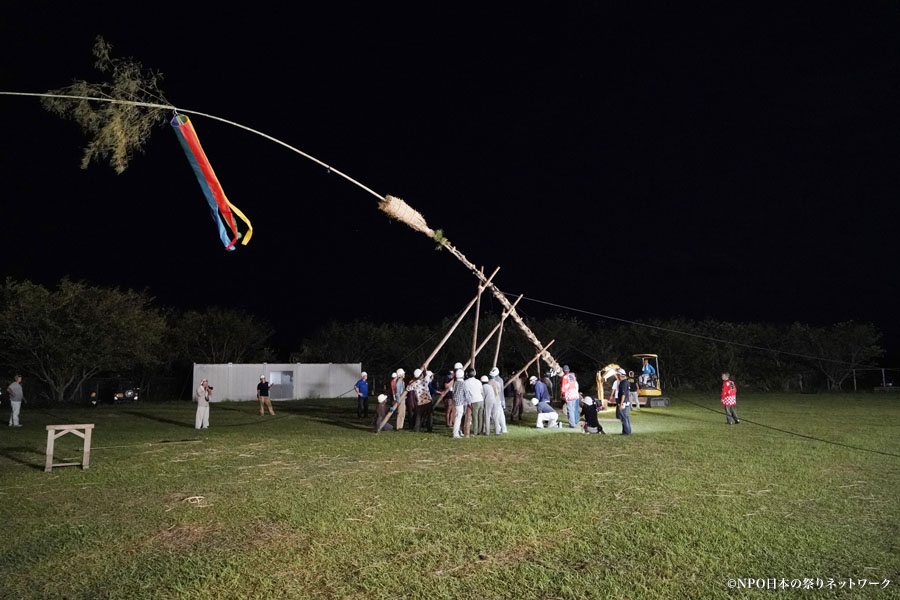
[721, 372, 740, 424]
[581, 396, 604, 434]
[530, 375, 559, 429]
[374, 394, 394, 432]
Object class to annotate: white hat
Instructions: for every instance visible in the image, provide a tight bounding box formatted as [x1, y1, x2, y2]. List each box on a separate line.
[455, 369, 464, 379]
[531, 397, 539, 406]
[201, 378, 208, 383]
[582, 396, 593, 405]
[361, 371, 367, 377]
[377, 394, 387, 403]
[425, 371, 434, 382]
[414, 368, 423, 378]
[616, 368, 626, 376]
[391, 372, 398, 378]
[454, 362, 463, 370]
[260, 375, 265, 379]
[529, 375, 538, 383]
[489, 367, 499, 377]
[397, 368, 405, 376]
[480, 375, 489, 383]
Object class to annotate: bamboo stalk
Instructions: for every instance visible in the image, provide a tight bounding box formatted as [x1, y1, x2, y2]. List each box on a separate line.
[466, 294, 521, 369]
[470, 267, 485, 367]
[504, 340, 555, 388]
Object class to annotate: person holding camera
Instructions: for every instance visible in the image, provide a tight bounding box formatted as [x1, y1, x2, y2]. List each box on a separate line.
[196, 378, 212, 429]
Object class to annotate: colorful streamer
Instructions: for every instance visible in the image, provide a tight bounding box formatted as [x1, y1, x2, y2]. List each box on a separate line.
[170, 114, 252, 250]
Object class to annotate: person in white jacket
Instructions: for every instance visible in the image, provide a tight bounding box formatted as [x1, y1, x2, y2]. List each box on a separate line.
[195, 379, 211, 429]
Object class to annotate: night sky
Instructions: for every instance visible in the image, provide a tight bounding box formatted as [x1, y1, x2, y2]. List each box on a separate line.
[1, 3, 898, 360]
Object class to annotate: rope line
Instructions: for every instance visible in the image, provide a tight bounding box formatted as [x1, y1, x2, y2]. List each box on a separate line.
[677, 397, 900, 458]
[506, 292, 885, 369]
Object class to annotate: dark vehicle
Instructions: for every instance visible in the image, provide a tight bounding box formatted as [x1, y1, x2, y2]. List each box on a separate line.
[88, 379, 140, 406]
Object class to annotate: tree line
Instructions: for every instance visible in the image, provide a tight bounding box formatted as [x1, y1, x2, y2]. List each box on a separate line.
[0, 278, 884, 403]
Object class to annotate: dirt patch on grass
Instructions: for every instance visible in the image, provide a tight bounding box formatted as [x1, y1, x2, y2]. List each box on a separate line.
[148, 524, 221, 550]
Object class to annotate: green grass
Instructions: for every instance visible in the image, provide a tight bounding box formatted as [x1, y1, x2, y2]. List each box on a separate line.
[1, 394, 898, 599]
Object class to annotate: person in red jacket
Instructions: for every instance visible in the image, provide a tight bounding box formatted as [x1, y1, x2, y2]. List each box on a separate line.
[721, 373, 740, 425]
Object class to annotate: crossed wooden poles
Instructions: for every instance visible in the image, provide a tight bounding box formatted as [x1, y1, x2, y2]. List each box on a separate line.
[376, 266, 561, 433]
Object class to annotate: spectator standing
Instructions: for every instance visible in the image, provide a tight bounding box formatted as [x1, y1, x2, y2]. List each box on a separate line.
[481, 375, 500, 435]
[257, 375, 276, 416]
[7, 375, 24, 427]
[195, 378, 211, 430]
[354, 372, 369, 419]
[721, 373, 740, 425]
[410, 369, 433, 432]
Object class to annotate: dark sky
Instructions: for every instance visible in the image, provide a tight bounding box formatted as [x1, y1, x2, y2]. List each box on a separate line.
[1, 2, 898, 360]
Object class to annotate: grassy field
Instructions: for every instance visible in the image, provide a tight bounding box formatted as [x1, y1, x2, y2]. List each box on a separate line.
[1, 394, 898, 599]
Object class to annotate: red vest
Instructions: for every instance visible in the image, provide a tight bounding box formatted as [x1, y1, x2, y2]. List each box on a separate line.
[721, 380, 737, 406]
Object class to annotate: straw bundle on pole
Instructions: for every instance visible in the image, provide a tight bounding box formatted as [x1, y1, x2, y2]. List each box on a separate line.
[378, 195, 435, 238]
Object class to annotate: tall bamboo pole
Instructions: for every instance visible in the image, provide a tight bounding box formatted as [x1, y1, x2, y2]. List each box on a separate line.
[504, 340, 555, 388]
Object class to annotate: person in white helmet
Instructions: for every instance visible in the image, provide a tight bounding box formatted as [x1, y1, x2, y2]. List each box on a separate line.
[481, 375, 500, 435]
[581, 396, 604, 434]
[530, 375, 559, 429]
[195, 379, 211, 430]
[409, 368, 433, 432]
[464, 368, 485, 436]
[393, 368, 407, 430]
[451, 368, 469, 438]
[373, 394, 393, 432]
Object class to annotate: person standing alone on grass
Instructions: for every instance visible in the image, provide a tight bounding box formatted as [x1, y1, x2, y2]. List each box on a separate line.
[560, 365, 580, 428]
[7, 375, 23, 427]
[196, 379, 211, 430]
[721, 372, 739, 425]
[354, 372, 369, 419]
[257, 375, 276, 416]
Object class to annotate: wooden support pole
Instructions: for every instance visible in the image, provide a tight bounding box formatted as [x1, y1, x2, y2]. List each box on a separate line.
[504, 340, 555, 388]
[377, 281, 499, 434]
[439, 241, 561, 372]
[465, 294, 522, 370]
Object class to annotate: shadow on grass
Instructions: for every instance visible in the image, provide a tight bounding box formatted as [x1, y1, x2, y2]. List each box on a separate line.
[120, 410, 193, 429]
[0, 446, 45, 470]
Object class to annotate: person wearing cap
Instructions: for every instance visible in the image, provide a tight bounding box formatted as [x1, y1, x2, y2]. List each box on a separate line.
[451, 368, 469, 438]
[409, 369, 433, 432]
[257, 375, 276, 417]
[6, 375, 24, 427]
[464, 368, 485, 436]
[354, 372, 369, 419]
[614, 369, 632, 435]
[530, 375, 559, 428]
[373, 394, 393, 432]
[488, 367, 507, 434]
[581, 396, 604, 434]
[393, 368, 407, 430]
[509, 373, 525, 423]
[195, 378, 211, 430]
[560, 365, 580, 428]
[627, 370, 640, 410]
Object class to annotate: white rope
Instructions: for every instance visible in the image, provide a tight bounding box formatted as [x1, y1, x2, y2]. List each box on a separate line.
[0, 91, 384, 201]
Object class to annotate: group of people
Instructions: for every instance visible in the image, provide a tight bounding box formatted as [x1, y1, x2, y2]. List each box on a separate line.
[530, 365, 635, 435]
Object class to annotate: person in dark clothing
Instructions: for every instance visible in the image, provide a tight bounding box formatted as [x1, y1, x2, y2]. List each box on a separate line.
[354, 372, 369, 418]
[580, 396, 605, 434]
[257, 375, 276, 416]
[373, 394, 394, 432]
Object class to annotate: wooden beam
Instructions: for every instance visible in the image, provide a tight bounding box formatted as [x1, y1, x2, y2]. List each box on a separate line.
[504, 340, 555, 388]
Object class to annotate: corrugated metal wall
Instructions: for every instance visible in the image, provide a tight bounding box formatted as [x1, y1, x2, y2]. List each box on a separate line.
[192, 363, 362, 402]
